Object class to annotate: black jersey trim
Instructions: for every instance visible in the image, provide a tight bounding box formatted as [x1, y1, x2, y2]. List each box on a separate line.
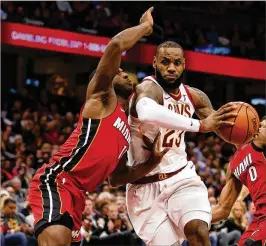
[63, 118, 101, 172]
[251, 141, 263, 152]
[38, 118, 101, 222]
[39, 162, 63, 223]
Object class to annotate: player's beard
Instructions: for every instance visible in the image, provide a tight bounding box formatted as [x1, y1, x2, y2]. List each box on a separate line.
[155, 67, 184, 90]
[114, 84, 133, 99]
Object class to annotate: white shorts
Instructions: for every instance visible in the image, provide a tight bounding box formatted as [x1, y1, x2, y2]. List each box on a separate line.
[126, 162, 211, 246]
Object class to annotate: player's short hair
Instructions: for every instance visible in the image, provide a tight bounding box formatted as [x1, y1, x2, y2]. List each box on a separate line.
[261, 115, 266, 121]
[156, 41, 183, 56]
[89, 69, 97, 82]
[3, 197, 16, 207]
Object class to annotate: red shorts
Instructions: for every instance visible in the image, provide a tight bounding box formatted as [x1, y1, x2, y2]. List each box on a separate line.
[28, 163, 86, 242]
[238, 218, 266, 246]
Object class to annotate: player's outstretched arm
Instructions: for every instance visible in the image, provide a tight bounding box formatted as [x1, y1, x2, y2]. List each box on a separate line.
[133, 81, 237, 133]
[237, 185, 249, 201]
[86, 7, 154, 99]
[109, 135, 168, 187]
[211, 168, 242, 223]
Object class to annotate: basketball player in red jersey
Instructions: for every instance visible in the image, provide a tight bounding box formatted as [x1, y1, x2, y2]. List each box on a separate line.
[28, 7, 169, 246]
[212, 117, 266, 246]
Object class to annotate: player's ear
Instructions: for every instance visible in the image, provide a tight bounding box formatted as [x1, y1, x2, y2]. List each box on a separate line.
[183, 58, 186, 70]
[153, 56, 157, 69]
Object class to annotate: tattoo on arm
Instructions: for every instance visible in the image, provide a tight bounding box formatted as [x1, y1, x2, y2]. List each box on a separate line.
[129, 80, 163, 118]
[136, 80, 163, 104]
[191, 87, 215, 119]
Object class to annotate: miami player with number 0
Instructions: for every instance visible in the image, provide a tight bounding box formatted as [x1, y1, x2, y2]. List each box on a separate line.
[212, 117, 266, 246]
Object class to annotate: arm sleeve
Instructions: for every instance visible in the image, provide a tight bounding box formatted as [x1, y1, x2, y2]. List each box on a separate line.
[136, 97, 201, 132]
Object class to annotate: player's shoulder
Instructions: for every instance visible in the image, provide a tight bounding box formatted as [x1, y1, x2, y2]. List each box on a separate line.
[135, 76, 163, 96]
[238, 142, 262, 154]
[233, 144, 249, 158]
[137, 76, 159, 88]
[136, 79, 155, 90]
[229, 145, 244, 166]
[186, 86, 201, 94]
[238, 143, 250, 151]
[184, 86, 211, 108]
[186, 86, 208, 101]
[230, 143, 253, 165]
[249, 141, 265, 153]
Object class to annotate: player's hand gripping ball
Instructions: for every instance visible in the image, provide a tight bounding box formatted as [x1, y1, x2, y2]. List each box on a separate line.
[217, 102, 260, 145]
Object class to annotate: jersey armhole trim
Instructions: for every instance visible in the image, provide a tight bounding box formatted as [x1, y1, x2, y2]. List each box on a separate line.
[184, 85, 196, 108]
[251, 141, 263, 152]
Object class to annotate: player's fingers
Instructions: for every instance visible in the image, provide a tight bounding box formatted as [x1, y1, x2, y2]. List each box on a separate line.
[217, 112, 237, 120]
[162, 148, 170, 155]
[227, 112, 238, 118]
[218, 105, 237, 114]
[226, 105, 238, 111]
[222, 102, 237, 108]
[153, 137, 159, 151]
[217, 103, 237, 113]
[153, 132, 161, 151]
[217, 104, 230, 112]
[148, 7, 154, 13]
[216, 106, 225, 114]
[220, 121, 235, 126]
[157, 148, 170, 158]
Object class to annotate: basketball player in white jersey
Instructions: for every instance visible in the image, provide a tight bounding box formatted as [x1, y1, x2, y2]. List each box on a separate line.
[125, 41, 237, 246]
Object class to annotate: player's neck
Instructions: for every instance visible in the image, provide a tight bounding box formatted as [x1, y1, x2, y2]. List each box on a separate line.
[252, 139, 265, 151]
[117, 96, 129, 115]
[166, 88, 180, 96]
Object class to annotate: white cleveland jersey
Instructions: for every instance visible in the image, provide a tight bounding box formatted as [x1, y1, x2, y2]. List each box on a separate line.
[128, 76, 195, 176]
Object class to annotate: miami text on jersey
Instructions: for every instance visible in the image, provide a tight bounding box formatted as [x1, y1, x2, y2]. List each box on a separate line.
[113, 117, 131, 144]
[233, 153, 252, 179]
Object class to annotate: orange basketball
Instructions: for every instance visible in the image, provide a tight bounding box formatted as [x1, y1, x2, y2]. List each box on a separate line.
[217, 102, 260, 145]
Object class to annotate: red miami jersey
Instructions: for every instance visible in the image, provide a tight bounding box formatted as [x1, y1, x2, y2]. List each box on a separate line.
[41, 102, 130, 192]
[229, 142, 266, 215]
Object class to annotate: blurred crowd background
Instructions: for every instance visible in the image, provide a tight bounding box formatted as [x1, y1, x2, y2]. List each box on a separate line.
[1, 1, 265, 60]
[1, 1, 265, 246]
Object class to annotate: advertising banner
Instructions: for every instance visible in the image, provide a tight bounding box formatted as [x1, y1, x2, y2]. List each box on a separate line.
[2, 22, 265, 80]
